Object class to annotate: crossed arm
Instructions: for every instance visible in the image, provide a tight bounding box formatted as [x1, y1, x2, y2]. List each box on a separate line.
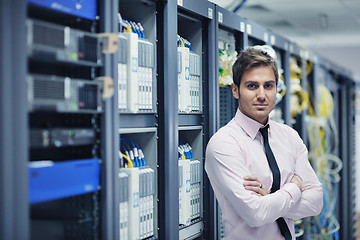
[243, 174, 302, 196]
[205, 136, 323, 227]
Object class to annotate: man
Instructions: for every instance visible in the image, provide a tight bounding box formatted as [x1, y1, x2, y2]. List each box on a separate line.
[205, 47, 323, 239]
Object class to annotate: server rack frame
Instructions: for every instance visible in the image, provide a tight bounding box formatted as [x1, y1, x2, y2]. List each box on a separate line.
[118, 1, 160, 239]
[178, 126, 205, 239]
[214, 6, 247, 240]
[338, 75, 357, 240]
[244, 18, 267, 47]
[118, 127, 159, 239]
[313, 60, 342, 240]
[216, 5, 246, 127]
[156, 0, 179, 239]
[287, 43, 309, 142]
[177, 1, 215, 239]
[0, 0, 120, 239]
[267, 31, 291, 126]
[99, 1, 121, 239]
[0, 0, 29, 239]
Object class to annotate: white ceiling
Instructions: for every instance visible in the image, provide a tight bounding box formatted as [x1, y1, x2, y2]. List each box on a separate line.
[209, 0, 360, 80]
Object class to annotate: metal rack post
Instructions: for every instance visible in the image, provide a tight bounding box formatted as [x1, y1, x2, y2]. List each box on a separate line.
[0, 0, 29, 239]
[157, 0, 179, 239]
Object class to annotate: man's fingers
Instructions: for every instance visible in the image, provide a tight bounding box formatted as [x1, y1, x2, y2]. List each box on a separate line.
[291, 175, 302, 191]
[243, 176, 267, 196]
[244, 186, 260, 192]
[243, 181, 260, 187]
[243, 176, 258, 181]
[245, 186, 266, 196]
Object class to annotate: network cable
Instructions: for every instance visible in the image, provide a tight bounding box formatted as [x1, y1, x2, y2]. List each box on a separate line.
[177, 35, 193, 51]
[120, 137, 138, 167]
[119, 151, 134, 168]
[118, 15, 147, 40]
[137, 22, 145, 39]
[289, 57, 309, 119]
[301, 82, 341, 240]
[120, 137, 146, 167]
[126, 137, 145, 166]
[178, 140, 194, 160]
[218, 47, 237, 86]
[178, 35, 185, 48]
[120, 139, 135, 167]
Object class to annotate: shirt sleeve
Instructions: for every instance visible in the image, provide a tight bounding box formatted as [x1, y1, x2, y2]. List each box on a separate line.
[205, 134, 302, 228]
[282, 130, 323, 220]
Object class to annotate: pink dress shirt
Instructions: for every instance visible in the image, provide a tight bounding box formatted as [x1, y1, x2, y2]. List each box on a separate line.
[205, 109, 323, 240]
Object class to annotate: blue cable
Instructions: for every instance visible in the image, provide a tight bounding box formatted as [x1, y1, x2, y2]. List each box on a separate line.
[233, 0, 247, 13]
[179, 141, 194, 159]
[137, 23, 145, 39]
[120, 143, 133, 167]
[186, 143, 194, 158]
[120, 137, 139, 167]
[129, 21, 137, 35]
[120, 138, 138, 167]
[132, 21, 140, 37]
[120, 137, 146, 167]
[119, 152, 124, 167]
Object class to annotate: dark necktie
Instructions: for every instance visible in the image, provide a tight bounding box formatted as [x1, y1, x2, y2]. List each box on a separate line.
[259, 125, 292, 240]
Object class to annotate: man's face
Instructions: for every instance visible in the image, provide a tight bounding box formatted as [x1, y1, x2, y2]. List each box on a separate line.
[231, 65, 277, 125]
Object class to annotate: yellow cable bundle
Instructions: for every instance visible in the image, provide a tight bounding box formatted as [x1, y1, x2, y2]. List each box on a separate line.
[218, 48, 237, 86]
[125, 25, 132, 33]
[291, 44, 314, 79]
[289, 57, 310, 118]
[291, 89, 309, 118]
[317, 84, 334, 119]
[122, 153, 134, 168]
[178, 36, 185, 47]
[277, 75, 287, 98]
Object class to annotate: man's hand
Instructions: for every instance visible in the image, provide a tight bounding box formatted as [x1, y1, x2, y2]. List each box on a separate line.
[290, 174, 302, 192]
[243, 176, 268, 196]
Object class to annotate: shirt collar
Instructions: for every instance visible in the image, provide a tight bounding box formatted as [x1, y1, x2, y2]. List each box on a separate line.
[234, 108, 271, 140]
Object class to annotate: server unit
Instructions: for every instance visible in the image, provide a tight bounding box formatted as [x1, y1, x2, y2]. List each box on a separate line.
[27, 19, 103, 66]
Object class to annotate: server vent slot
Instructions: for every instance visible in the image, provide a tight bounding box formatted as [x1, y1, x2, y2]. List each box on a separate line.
[33, 79, 65, 100]
[33, 23, 64, 48]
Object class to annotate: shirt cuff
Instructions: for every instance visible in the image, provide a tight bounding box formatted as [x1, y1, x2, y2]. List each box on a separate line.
[282, 182, 302, 202]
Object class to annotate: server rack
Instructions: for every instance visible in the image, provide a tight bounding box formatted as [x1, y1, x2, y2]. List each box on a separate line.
[177, 1, 215, 239]
[214, 6, 247, 239]
[313, 60, 342, 240]
[0, 0, 120, 239]
[268, 31, 291, 125]
[245, 19, 267, 47]
[298, 49, 320, 239]
[26, 0, 119, 238]
[338, 74, 357, 240]
[303, 54, 357, 240]
[288, 43, 308, 141]
[117, 1, 159, 239]
[216, 6, 246, 128]
[346, 78, 358, 240]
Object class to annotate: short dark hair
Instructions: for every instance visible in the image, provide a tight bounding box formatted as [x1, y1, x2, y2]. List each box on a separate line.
[232, 47, 279, 87]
